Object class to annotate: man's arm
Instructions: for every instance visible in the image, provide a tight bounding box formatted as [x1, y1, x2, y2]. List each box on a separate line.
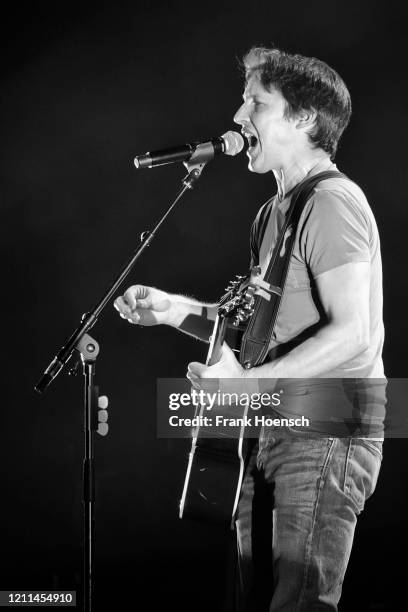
[114, 284, 218, 342]
[246, 260, 370, 379]
[168, 294, 218, 341]
[187, 261, 370, 385]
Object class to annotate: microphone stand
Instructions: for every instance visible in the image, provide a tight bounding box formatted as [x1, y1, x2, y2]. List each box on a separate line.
[35, 160, 207, 612]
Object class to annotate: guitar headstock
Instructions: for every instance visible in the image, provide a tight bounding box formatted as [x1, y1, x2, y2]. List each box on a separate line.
[207, 267, 277, 365]
[217, 265, 281, 328]
[218, 270, 259, 327]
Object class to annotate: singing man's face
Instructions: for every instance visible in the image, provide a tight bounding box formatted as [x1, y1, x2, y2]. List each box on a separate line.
[234, 74, 299, 173]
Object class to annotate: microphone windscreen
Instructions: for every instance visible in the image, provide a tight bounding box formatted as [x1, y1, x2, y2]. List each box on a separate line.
[222, 131, 244, 156]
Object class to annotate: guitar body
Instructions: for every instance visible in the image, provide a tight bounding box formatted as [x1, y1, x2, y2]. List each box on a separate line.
[179, 275, 262, 526]
[179, 432, 248, 526]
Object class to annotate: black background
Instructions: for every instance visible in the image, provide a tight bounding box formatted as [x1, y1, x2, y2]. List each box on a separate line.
[1, 1, 407, 610]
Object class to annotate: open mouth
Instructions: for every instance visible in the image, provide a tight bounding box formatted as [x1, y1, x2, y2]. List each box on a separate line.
[244, 133, 259, 151]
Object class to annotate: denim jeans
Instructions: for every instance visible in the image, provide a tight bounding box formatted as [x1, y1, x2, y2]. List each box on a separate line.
[235, 428, 382, 611]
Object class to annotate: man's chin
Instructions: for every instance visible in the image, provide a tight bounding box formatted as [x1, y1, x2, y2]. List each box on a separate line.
[248, 159, 269, 174]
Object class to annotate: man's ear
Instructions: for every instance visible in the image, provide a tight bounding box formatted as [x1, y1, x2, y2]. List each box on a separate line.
[295, 108, 317, 131]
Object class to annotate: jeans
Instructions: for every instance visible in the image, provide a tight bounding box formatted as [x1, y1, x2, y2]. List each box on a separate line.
[235, 428, 383, 611]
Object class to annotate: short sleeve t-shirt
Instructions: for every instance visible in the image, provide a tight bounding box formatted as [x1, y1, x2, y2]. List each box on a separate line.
[254, 161, 384, 379]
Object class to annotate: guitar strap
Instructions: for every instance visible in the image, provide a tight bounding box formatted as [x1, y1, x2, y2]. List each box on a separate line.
[239, 170, 348, 368]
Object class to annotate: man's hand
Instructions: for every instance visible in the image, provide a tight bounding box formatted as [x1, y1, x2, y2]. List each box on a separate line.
[187, 343, 247, 391]
[114, 285, 172, 326]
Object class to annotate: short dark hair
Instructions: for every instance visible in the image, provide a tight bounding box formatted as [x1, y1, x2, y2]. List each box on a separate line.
[243, 47, 352, 158]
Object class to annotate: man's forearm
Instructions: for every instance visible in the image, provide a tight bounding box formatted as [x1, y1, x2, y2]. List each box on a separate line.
[245, 321, 369, 381]
[168, 295, 218, 342]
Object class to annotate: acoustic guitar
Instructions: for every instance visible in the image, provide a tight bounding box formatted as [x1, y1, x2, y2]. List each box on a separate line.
[179, 268, 270, 527]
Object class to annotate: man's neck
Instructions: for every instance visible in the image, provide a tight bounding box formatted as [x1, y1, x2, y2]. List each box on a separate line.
[273, 150, 332, 200]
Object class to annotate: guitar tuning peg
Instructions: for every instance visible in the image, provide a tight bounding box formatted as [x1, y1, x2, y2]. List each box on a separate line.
[235, 312, 245, 323]
[226, 280, 242, 293]
[238, 309, 250, 320]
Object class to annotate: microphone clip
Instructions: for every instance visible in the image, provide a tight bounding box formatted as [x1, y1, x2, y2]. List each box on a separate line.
[182, 160, 207, 189]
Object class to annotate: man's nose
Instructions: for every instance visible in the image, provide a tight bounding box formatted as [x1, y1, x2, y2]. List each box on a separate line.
[233, 103, 248, 126]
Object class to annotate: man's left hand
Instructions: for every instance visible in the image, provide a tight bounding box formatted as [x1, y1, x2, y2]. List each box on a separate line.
[187, 343, 246, 391]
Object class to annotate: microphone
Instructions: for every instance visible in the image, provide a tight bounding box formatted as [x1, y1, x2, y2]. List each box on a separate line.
[134, 131, 244, 169]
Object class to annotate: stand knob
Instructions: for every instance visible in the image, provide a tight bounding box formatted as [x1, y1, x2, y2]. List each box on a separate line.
[97, 395, 109, 436]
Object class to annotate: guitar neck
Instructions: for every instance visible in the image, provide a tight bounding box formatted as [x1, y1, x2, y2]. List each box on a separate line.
[206, 315, 228, 366]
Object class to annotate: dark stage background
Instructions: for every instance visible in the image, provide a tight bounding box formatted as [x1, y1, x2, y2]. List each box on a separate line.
[1, 1, 407, 610]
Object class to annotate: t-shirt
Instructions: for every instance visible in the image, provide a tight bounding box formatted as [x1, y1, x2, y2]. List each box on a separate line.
[251, 159, 384, 379]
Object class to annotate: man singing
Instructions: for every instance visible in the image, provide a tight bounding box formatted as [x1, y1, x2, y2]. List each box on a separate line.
[115, 46, 385, 611]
